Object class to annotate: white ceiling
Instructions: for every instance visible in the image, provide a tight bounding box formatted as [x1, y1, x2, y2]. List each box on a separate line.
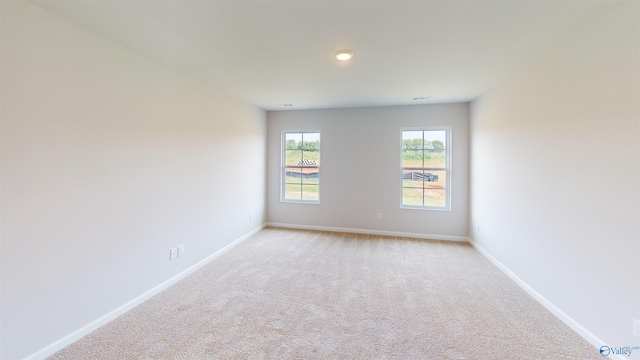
[33, 1, 618, 111]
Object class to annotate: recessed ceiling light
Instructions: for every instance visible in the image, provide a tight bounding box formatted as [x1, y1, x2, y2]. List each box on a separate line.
[335, 50, 353, 61]
[412, 97, 431, 101]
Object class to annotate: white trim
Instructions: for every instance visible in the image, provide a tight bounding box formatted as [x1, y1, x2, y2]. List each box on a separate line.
[266, 222, 468, 242]
[24, 225, 611, 360]
[467, 237, 617, 358]
[23, 224, 266, 360]
[280, 130, 321, 204]
[400, 127, 452, 211]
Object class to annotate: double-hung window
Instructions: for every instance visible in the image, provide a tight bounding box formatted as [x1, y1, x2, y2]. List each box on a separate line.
[282, 131, 320, 203]
[401, 127, 451, 210]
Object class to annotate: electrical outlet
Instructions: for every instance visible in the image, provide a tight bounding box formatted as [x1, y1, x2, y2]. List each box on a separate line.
[177, 245, 185, 257]
[476, 225, 480, 233]
[634, 318, 640, 338]
[376, 213, 382, 220]
[169, 247, 177, 260]
[249, 213, 253, 222]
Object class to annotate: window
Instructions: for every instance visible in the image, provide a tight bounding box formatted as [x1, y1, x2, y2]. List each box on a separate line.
[282, 131, 320, 203]
[401, 128, 451, 210]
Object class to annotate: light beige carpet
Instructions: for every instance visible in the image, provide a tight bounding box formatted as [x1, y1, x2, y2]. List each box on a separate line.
[49, 227, 598, 359]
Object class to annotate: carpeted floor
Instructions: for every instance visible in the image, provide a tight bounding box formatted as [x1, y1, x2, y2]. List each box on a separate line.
[49, 227, 599, 359]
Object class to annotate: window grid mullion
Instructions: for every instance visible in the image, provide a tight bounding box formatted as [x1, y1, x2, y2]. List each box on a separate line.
[401, 128, 449, 210]
[422, 131, 425, 207]
[282, 131, 320, 203]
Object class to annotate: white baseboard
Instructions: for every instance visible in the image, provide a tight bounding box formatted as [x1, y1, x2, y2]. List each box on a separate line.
[266, 222, 469, 242]
[23, 224, 266, 360]
[24, 225, 611, 360]
[467, 237, 616, 358]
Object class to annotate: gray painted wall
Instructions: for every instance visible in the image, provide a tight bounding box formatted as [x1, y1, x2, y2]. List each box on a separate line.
[1, 3, 266, 359]
[267, 104, 469, 238]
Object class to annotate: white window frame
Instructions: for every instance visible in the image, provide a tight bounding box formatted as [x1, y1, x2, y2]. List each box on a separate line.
[280, 130, 321, 204]
[400, 126, 452, 211]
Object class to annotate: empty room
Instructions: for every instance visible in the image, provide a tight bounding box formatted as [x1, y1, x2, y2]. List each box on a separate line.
[1, 1, 638, 359]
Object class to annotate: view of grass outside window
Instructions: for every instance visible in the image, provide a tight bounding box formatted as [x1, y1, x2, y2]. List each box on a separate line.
[401, 128, 450, 210]
[282, 132, 320, 202]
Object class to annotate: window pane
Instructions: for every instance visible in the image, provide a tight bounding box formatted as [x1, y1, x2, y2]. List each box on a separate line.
[285, 167, 304, 183]
[285, 150, 303, 166]
[402, 131, 423, 149]
[283, 131, 320, 203]
[402, 188, 423, 206]
[301, 132, 320, 149]
[424, 149, 446, 168]
[424, 130, 446, 149]
[284, 184, 302, 200]
[402, 170, 424, 186]
[424, 189, 446, 208]
[285, 133, 302, 149]
[402, 150, 422, 168]
[302, 149, 320, 167]
[423, 170, 446, 190]
[402, 179, 423, 189]
[401, 128, 449, 210]
[301, 185, 319, 201]
[301, 171, 319, 184]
